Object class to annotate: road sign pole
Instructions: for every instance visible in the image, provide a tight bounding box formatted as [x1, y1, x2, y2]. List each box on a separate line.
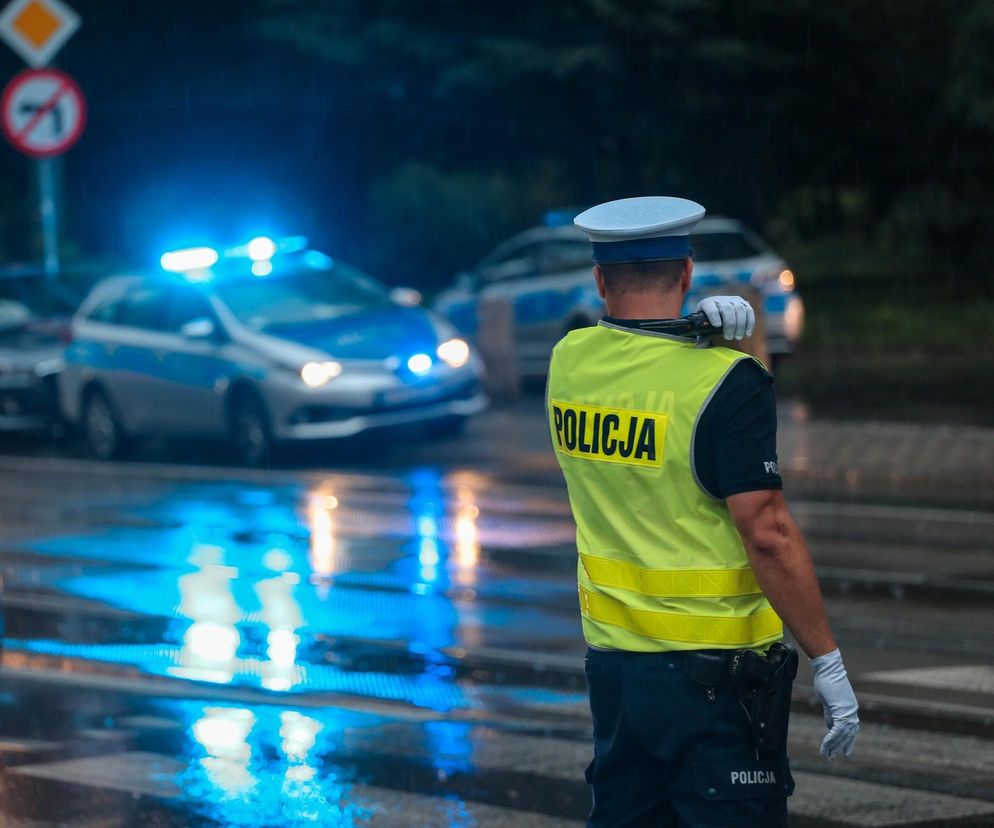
[0, 0, 82, 279]
[37, 154, 58, 276]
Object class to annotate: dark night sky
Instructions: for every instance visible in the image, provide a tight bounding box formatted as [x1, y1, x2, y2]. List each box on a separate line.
[0, 1, 364, 271]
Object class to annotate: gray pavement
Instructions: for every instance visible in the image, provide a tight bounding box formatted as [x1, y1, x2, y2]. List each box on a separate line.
[775, 401, 994, 507]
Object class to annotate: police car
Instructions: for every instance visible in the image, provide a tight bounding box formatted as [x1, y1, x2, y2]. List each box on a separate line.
[0, 270, 82, 432]
[433, 216, 804, 376]
[59, 238, 487, 464]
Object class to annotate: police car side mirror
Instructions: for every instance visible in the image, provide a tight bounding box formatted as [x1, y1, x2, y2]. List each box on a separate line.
[389, 286, 423, 307]
[180, 317, 216, 340]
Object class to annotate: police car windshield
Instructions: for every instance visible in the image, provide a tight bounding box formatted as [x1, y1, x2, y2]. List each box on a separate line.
[215, 264, 393, 331]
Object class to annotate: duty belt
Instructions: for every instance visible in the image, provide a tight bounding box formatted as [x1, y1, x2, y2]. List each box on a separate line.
[681, 643, 799, 754]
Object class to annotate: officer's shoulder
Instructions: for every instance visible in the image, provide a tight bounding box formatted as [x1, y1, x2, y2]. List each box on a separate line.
[698, 346, 773, 379]
[553, 325, 601, 354]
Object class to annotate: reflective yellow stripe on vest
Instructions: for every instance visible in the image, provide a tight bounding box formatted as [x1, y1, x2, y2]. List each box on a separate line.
[580, 553, 762, 597]
[579, 585, 783, 647]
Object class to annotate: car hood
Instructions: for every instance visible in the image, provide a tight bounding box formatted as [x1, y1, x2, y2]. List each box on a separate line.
[0, 323, 66, 370]
[258, 307, 440, 361]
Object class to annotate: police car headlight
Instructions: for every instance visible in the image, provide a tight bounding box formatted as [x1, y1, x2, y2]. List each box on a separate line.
[407, 353, 433, 375]
[436, 338, 470, 368]
[300, 361, 343, 388]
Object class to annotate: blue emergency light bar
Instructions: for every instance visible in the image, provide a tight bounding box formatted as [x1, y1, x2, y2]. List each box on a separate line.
[161, 236, 311, 274]
[247, 236, 277, 261]
[160, 247, 219, 273]
[222, 235, 309, 261]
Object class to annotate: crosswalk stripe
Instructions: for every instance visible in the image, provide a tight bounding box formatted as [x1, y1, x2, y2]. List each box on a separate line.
[790, 771, 994, 826]
[862, 665, 994, 695]
[8, 749, 585, 826]
[8, 709, 994, 826]
[358, 785, 582, 827]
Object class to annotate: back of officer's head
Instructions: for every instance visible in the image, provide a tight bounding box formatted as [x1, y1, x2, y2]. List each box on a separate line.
[597, 257, 687, 296]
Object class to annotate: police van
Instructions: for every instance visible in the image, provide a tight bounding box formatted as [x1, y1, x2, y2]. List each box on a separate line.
[433, 216, 804, 376]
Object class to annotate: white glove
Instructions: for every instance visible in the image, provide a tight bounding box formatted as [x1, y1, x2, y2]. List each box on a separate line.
[695, 296, 755, 340]
[811, 648, 860, 759]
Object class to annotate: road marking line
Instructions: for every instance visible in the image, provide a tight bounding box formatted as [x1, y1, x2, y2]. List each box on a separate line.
[9, 730, 994, 826]
[10, 751, 183, 799]
[358, 786, 583, 827]
[790, 770, 994, 826]
[862, 665, 994, 696]
[791, 499, 994, 527]
[9, 751, 585, 826]
[0, 658, 588, 731]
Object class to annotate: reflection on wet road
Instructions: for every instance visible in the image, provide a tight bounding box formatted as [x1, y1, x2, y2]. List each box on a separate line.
[4, 402, 994, 825]
[8, 470, 581, 700]
[0, 463, 591, 825]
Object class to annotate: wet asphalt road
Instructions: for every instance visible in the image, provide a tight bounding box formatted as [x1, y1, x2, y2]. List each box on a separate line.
[0, 396, 993, 826]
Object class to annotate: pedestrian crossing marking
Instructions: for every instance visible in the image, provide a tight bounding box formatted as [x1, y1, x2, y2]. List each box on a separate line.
[862, 665, 994, 695]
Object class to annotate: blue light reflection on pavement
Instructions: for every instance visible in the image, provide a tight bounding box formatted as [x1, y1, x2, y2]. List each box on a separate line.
[163, 700, 380, 828]
[8, 472, 582, 712]
[145, 699, 495, 827]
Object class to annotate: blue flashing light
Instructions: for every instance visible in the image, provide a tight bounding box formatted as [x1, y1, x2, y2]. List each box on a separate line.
[247, 236, 277, 262]
[407, 353, 432, 375]
[161, 247, 219, 273]
[252, 260, 273, 277]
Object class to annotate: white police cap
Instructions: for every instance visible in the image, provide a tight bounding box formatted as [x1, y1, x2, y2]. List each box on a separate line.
[574, 196, 706, 264]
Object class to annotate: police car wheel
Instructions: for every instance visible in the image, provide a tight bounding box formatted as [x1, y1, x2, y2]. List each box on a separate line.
[81, 387, 129, 461]
[230, 391, 273, 467]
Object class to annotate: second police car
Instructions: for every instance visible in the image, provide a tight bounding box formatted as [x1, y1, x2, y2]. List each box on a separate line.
[59, 238, 487, 464]
[433, 215, 805, 376]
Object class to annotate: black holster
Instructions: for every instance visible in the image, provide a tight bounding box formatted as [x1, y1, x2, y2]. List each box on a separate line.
[730, 642, 798, 753]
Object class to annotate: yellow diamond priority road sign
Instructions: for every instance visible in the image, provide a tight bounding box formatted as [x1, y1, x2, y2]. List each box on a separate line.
[0, 0, 79, 68]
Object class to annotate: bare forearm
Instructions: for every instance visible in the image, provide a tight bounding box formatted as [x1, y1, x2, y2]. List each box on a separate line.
[746, 524, 835, 658]
[728, 490, 836, 658]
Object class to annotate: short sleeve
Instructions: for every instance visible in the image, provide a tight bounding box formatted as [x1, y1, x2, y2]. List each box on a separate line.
[693, 359, 782, 499]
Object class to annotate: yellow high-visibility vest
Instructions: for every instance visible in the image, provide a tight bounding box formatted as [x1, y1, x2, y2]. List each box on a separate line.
[547, 322, 783, 652]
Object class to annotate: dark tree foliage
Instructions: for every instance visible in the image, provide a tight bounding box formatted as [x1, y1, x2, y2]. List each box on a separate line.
[254, 0, 992, 288]
[0, 1, 989, 289]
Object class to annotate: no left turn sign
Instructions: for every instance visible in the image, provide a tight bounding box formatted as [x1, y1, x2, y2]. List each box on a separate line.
[1, 66, 85, 157]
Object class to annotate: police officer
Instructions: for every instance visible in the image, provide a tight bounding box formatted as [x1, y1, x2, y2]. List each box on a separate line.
[548, 197, 859, 827]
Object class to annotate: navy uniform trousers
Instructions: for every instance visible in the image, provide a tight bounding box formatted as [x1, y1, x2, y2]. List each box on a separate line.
[584, 648, 794, 827]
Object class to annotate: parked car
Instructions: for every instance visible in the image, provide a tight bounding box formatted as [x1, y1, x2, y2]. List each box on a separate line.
[0, 271, 79, 432]
[433, 216, 804, 376]
[60, 239, 487, 464]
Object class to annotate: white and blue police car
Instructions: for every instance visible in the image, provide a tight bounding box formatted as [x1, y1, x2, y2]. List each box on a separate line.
[433, 215, 804, 376]
[59, 237, 487, 464]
